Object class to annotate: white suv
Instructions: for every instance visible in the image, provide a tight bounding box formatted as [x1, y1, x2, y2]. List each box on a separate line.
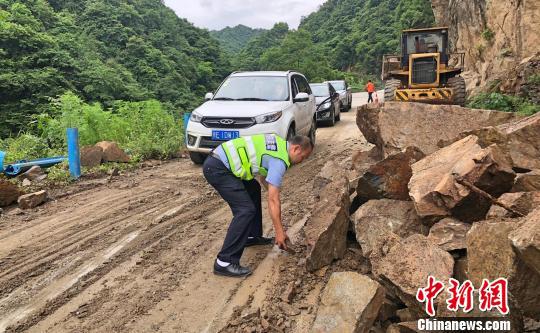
[186, 71, 317, 164]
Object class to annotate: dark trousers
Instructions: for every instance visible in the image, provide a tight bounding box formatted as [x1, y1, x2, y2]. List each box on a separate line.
[368, 92, 374, 103]
[203, 156, 263, 264]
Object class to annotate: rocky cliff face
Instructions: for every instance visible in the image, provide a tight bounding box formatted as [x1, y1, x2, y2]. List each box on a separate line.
[431, 0, 540, 93]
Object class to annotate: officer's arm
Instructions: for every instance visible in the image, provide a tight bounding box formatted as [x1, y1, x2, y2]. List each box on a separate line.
[259, 176, 269, 191]
[268, 184, 288, 249]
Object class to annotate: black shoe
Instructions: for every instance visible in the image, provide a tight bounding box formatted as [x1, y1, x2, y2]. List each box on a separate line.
[213, 261, 252, 277]
[245, 236, 274, 247]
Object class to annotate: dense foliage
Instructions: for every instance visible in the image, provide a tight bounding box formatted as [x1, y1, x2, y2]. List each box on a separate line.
[0, 0, 230, 137]
[0, 92, 183, 162]
[299, 0, 435, 74]
[211, 25, 265, 54]
[467, 92, 539, 116]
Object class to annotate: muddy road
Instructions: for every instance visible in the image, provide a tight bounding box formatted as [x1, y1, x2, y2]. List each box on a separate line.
[0, 93, 373, 333]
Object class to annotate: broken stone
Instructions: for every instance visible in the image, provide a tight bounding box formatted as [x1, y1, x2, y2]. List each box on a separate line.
[512, 170, 540, 192]
[356, 102, 517, 158]
[356, 147, 425, 201]
[443, 112, 540, 171]
[80, 145, 104, 167]
[352, 199, 428, 257]
[467, 219, 540, 319]
[281, 281, 296, 303]
[278, 303, 300, 317]
[509, 208, 540, 275]
[386, 321, 421, 333]
[313, 161, 342, 192]
[376, 298, 399, 322]
[305, 170, 350, 272]
[312, 272, 385, 333]
[453, 256, 468, 282]
[396, 308, 416, 323]
[21, 165, 47, 182]
[486, 191, 540, 218]
[95, 141, 130, 163]
[0, 179, 21, 207]
[427, 218, 471, 252]
[7, 208, 25, 216]
[18, 190, 48, 209]
[408, 135, 515, 222]
[22, 179, 32, 187]
[371, 234, 454, 317]
[351, 146, 381, 173]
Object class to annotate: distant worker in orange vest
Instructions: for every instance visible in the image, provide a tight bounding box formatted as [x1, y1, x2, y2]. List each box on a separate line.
[366, 80, 376, 103]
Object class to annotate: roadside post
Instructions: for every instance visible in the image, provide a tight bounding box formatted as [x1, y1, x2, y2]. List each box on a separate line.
[66, 128, 81, 179]
[183, 112, 191, 145]
[0, 150, 5, 173]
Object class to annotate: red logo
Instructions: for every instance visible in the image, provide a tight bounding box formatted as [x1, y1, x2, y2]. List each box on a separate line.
[479, 278, 509, 315]
[416, 276, 445, 316]
[416, 277, 509, 316]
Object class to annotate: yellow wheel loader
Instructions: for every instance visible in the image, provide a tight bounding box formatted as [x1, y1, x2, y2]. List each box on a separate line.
[381, 27, 466, 105]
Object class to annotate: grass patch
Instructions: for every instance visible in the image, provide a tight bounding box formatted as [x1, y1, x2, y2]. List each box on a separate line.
[467, 92, 539, 116]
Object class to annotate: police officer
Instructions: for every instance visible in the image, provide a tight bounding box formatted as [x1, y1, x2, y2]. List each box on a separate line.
[203, 134, 313, 277]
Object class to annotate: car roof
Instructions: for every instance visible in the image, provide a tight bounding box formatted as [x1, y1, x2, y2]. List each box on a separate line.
[328, 80, 345, 83]
[309, 83, 327, 86]
[229, 71, 299, 77]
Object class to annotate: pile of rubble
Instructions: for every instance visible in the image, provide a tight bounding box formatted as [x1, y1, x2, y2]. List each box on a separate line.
[1, 166, 50, 214]
[305, 102, 539, 332]
[80, 141, 130, 167]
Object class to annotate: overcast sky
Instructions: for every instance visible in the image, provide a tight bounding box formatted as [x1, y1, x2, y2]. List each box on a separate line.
[163, 0, 327, 30]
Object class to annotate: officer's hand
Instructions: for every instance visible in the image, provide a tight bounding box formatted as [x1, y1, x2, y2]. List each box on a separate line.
[275, 231, 289, 250]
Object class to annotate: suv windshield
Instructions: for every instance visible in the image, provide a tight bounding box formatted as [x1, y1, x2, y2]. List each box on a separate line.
[329, 81, 345, 90]
[310, 84, 329, 97]
[213, 76, 289, 101]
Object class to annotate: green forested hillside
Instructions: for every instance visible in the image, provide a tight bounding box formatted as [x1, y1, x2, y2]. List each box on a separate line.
[211, 25, 265, 54]
[0, 0, 230, 137]
[299, 0, 435, 74]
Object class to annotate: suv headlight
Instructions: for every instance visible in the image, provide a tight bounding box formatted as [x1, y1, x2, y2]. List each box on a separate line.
[255, 111, 282, 124]
[190, 112, 203, 123]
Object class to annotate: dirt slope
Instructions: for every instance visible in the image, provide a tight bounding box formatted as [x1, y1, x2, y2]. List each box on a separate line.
[0, 94, 371, 333]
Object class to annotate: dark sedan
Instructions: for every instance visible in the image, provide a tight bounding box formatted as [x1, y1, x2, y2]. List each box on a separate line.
[309, 82, 341, 126]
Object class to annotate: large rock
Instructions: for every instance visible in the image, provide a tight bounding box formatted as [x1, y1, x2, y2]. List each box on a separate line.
[371, 234, 454, 316]
[305, 169, 350, 272]
[509, 208, 540, 275]
[17, 190, 48, 209]
[95, 141, 130, 163]
[352, 199, 428, 257]
[486, 191, 540, 218]
[427, 218, 471, 252]
[442, 112, 540, 171]
[467, 219, 540, 319]
[408, 135, 515, 222]
[312, 272, 385, 333]
[21, 165, 47, 182]
[512, 169, 540, 192]
[0, 179, 21, 207]
[356, 147, 425, 201]
[356, 102, 517, 158]
[80, 145, 104, 167]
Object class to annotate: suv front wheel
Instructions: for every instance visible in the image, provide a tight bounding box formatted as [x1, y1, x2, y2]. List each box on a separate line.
[189, 151, 207, 165]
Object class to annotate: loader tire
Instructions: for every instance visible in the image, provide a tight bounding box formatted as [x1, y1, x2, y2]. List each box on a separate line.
[384, 79, 401, 102]
[448, 76, 466, 106]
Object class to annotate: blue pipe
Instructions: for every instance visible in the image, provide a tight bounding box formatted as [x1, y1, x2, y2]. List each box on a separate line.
[67, 128, 81, 179]
[0, 151, 5, 173]
[3, 156, 66, 177]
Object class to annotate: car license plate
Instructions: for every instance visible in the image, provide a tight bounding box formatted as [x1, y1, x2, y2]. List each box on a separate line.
[212, 130, 240, 141]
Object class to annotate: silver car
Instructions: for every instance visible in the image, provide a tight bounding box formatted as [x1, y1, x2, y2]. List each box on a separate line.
[328, 80, 352, 112]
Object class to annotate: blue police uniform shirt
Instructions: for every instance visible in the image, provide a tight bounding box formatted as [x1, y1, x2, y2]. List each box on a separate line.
[214, 145, 288, 188]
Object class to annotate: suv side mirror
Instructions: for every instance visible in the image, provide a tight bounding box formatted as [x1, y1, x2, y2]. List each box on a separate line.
[332, 92, 339, 99]
[205, 92, 214, 101]
[293, 92, 309, 103]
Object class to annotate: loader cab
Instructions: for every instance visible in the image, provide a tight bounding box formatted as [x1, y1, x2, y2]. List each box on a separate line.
[401, 28, 449, 68]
